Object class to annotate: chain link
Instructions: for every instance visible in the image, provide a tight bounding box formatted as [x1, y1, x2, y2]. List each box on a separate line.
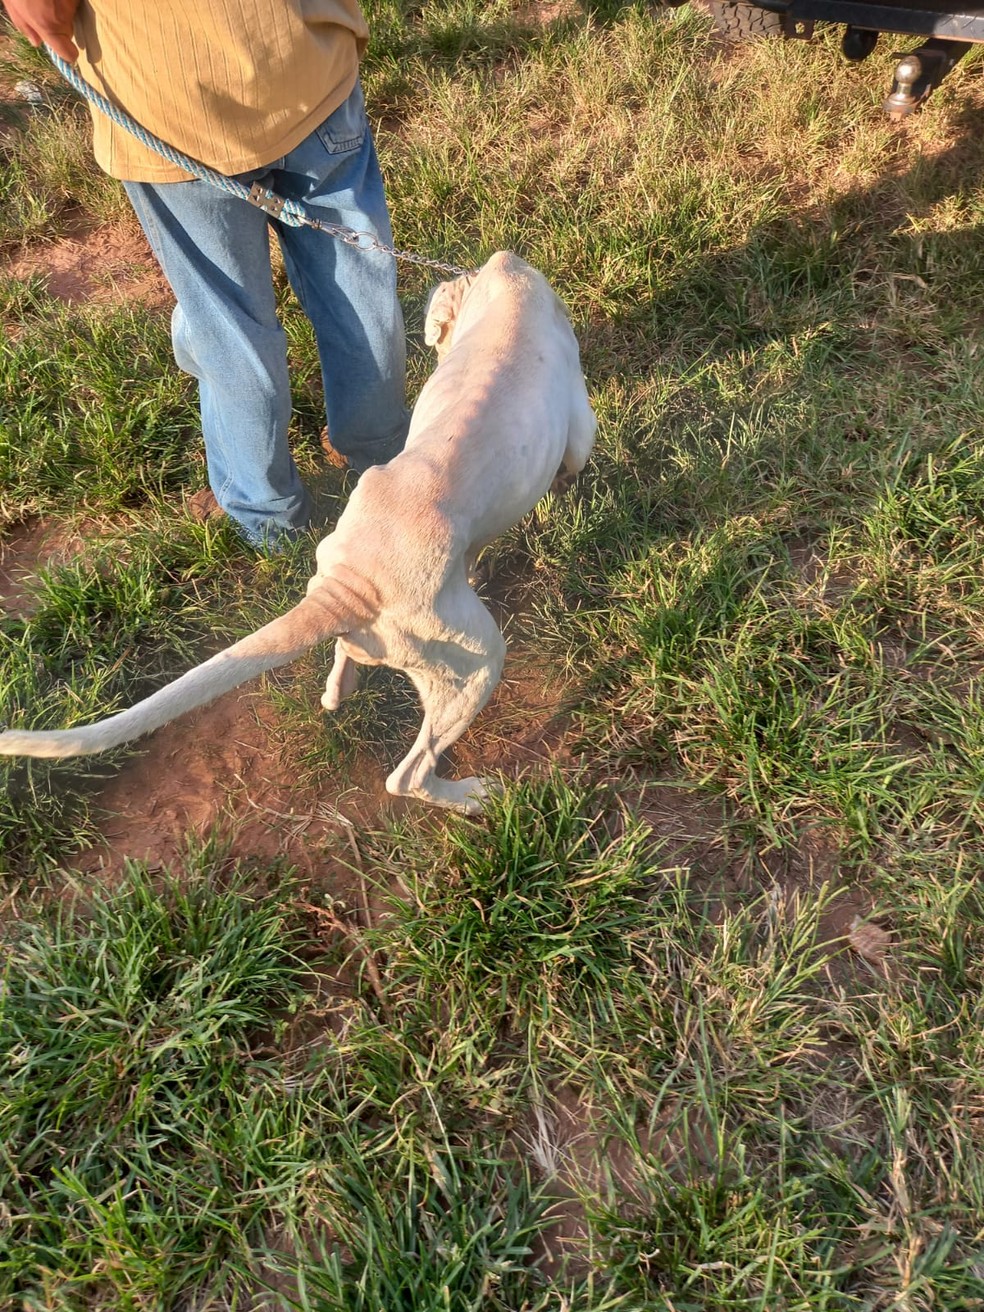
[306, 218, 472, 277]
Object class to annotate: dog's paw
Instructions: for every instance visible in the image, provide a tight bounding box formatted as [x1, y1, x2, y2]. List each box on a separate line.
[420, 776, 490, 813]
[454, 777, 489, 815]
[387, 770, 498, 813]
[455, 775, 504, 815]
[550, 469, 577, 497]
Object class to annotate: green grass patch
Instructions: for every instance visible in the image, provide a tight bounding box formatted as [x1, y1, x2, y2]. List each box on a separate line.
[1, 851, 310, 1306]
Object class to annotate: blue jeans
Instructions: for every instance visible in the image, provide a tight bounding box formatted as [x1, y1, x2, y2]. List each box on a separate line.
[124, 82, 409, 548]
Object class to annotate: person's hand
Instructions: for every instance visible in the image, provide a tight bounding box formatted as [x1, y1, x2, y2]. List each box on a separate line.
[2, 0, 80, 62]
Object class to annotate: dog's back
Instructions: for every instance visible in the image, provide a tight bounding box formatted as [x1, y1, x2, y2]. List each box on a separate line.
[386, 253, 590, 552]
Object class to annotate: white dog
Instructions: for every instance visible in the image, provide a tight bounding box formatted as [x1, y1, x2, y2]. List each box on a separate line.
[0, 252, 596, 813]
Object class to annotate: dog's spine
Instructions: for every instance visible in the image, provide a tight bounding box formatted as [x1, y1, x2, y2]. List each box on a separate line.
[0, 580, 365, 759]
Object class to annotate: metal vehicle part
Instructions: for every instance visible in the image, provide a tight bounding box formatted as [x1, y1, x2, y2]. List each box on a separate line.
[702, 0, 982, 113]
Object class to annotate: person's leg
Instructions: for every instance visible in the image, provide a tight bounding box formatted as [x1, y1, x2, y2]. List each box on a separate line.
[123, 179, 311, 547]
[270, 82, 410, 472]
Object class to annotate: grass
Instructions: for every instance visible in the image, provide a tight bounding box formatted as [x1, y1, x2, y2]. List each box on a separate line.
[1, 850, 314, 1306]
[3, 1, 984, 1307]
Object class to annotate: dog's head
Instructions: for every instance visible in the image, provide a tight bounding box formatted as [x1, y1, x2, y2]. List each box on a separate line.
[424, 253, 547, 360]
[423, 270, 477, 361]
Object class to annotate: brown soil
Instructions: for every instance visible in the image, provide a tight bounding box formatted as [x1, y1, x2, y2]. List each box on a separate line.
[514, 0, 580, 23]
[67, 690, 392, 887]
[4, 217, 173, 309]
[0, 516, 92, 617]
[0, 39, 168, 304]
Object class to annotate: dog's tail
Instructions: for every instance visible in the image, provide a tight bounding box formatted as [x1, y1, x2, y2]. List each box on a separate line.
[0, 575, 370, 760]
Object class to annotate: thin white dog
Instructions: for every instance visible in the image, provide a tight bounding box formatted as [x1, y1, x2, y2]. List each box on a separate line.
[0, 252, 597, 812]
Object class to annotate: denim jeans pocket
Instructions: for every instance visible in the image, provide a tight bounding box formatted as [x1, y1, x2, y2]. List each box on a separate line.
[314, 82, 367, 155]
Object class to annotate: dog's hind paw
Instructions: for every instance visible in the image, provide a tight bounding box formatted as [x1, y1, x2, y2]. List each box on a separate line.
[456, 777, 490, 815]
[454, 775, 504, 815]
[386, 769, 498, 813]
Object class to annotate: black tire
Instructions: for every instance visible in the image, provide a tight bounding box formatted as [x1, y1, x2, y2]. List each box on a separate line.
[705, 0, 784, 40]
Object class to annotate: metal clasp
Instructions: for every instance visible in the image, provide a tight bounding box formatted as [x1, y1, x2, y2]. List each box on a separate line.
[247, 182, 286, 218]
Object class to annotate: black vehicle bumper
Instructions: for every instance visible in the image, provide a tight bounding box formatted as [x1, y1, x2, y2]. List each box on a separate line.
[765, 0, 984, 40]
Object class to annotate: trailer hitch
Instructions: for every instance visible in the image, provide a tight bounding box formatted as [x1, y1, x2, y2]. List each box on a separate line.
[883, 37, 972, 116]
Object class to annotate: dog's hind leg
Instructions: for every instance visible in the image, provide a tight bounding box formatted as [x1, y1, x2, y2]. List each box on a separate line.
[386, 596, 506, 813]
[321, 641, 362, 711]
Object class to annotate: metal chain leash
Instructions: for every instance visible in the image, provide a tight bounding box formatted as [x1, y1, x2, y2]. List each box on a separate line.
[47, 49, 471, 278]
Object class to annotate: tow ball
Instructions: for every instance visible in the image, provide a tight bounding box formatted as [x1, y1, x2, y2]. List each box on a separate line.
[883, 38, 973, 117]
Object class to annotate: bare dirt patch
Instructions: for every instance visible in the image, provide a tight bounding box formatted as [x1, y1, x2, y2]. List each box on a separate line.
[68, 690, 398, 887]
[630, 778, 733, 869]
[0, 105, 25, 148]
[0, 515, 92, 617]
[514, 0, 580, 23]
[451, 643, 576, 786]
[5, 217, 172, 309]
[524, 1084, 722, 1278]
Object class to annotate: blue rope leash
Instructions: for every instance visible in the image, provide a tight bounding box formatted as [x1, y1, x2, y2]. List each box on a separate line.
[46, 48, 469, 275]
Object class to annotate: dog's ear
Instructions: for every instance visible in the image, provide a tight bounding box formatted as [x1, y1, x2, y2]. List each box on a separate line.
[423, 279, 460, 350]
[424, 273, 474, 356]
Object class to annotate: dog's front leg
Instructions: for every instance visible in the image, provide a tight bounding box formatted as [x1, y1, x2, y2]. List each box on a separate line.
[551, 383, 598, 495]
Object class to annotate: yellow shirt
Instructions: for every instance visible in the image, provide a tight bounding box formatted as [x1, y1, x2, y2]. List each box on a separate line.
[74, 0, 369, 183]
